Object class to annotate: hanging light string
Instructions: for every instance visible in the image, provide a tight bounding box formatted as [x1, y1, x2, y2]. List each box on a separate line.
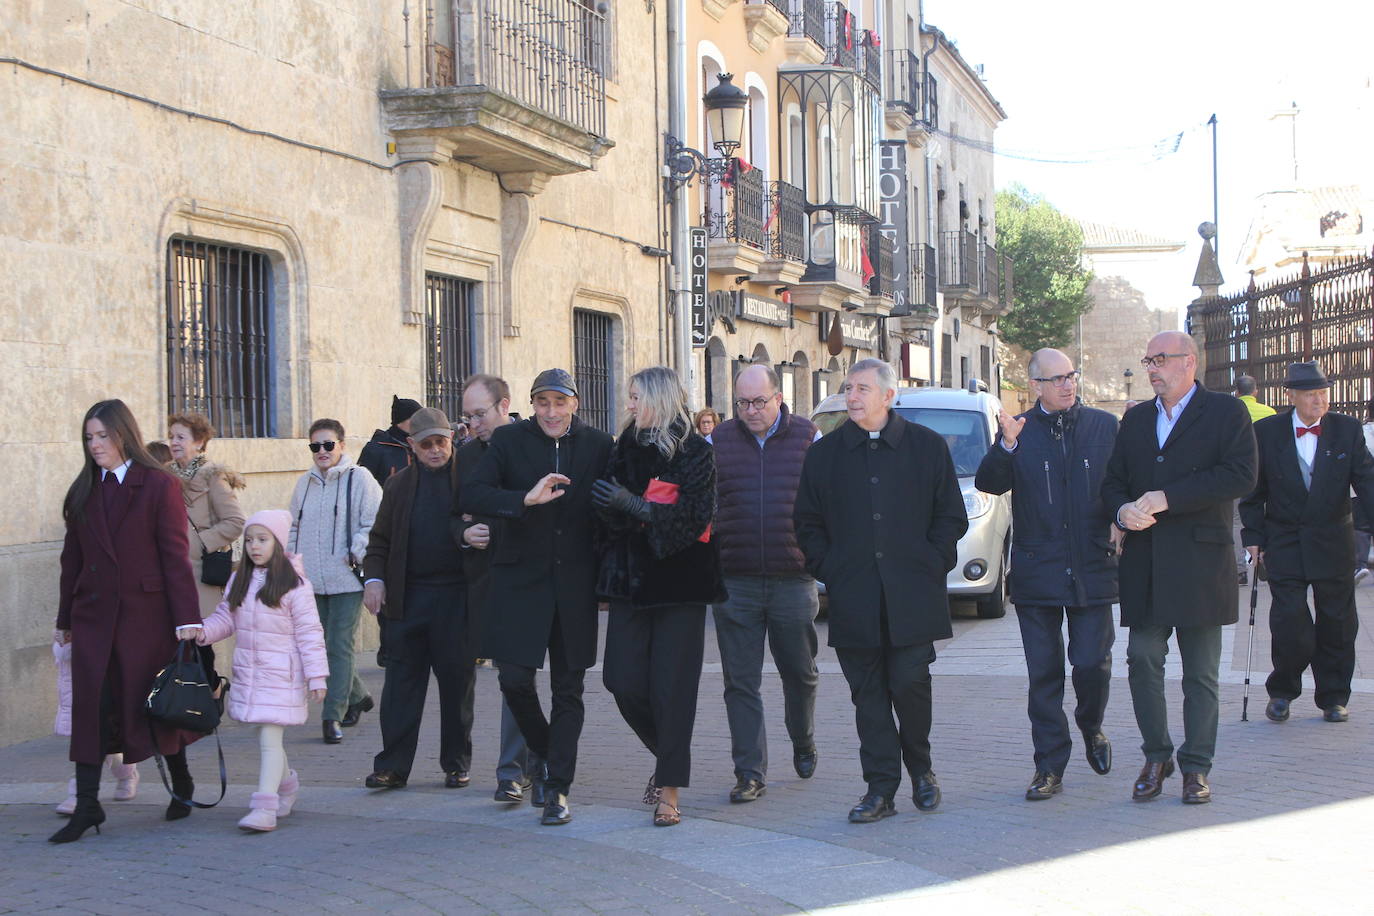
[926, 119, 1210, 165]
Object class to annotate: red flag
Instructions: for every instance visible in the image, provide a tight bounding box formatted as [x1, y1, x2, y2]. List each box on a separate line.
[860, 245, 875, 285]
[762, 194, 781, 232]
[845, 11, 854, 50]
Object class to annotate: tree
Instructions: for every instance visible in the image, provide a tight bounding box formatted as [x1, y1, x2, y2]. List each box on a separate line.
[994, 185, 1094, 353]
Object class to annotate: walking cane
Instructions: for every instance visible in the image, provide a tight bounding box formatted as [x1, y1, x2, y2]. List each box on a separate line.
[1241, 552, 1260, 722]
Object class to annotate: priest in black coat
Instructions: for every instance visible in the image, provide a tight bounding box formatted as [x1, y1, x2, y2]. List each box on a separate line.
[1101, 331, 1256, 805]
[1240, 361, 1374, 724]
[794, 359, 967, 824]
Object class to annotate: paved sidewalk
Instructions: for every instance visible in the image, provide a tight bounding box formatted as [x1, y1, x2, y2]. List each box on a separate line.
[3, 582, 1373, 914]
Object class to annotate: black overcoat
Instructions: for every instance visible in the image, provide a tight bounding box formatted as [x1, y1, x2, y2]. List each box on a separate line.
[362, 456, 463, 621]
[460, 416, 614, 670]
[793, 412, 968, 649]
[1100, 383, 1257, 627]
[974, 400, 1119, 607]
[1239, 409, 1374, 582]
[451, 436, 508, 653]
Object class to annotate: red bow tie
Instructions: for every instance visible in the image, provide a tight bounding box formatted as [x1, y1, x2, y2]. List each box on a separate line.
[1297, 425, 1321, 438]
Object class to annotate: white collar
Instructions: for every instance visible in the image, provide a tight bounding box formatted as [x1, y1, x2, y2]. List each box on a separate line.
[101, 460, 133, 483]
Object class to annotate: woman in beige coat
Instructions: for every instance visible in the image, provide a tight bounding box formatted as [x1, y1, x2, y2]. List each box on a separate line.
[168, 412, 246, 694]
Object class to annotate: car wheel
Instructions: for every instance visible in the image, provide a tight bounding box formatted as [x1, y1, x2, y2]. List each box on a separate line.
[974, 538, 1009, 619]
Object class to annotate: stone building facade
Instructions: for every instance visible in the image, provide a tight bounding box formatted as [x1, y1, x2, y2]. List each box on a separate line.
[0, 0, 665, 744]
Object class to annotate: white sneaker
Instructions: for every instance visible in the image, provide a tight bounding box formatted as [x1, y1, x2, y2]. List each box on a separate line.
[1355, 568, 1370, 585]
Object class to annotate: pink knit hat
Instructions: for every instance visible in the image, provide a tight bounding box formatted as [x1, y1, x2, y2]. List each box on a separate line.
[243, 509, 292, 552]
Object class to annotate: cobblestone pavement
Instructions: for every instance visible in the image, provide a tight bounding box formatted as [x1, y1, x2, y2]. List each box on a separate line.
[4, 582, 1373, 914]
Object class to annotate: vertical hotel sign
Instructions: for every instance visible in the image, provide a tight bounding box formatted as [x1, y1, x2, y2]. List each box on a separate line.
[689, 227, 708, 347]
[878, 141, 909, 316]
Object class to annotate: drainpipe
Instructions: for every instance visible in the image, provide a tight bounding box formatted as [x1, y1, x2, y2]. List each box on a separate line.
[667, 0, 691, 390]
[921, 28, 939, 385]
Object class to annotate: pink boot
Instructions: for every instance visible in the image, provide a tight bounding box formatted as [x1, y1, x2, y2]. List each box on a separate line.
[108, 754, 139, 801]
[276, 770, 300, 818]
[237, 792, 279, 832]
[55, 777, 78, 816]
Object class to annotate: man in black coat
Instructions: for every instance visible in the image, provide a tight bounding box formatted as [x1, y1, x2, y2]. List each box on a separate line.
[358, 396, 421, 485]
[1102, 331, 1257, 805]
[452, 374, 533, 804]
[794, 358, 968, 824]
[460, 369, 614, 826]
[975, 348, 1119, 801]
[1240, 361, 1374, 724]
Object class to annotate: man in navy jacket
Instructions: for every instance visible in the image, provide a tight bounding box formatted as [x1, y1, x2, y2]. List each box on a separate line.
[976, 348, 1119, 801]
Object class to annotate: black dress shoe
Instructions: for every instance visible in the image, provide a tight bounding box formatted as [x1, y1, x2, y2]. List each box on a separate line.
[341, 695, 374, 727]
[1182, 772, 1211, 804]
[847, 793, 897, 823]
[793, 747, 818, 779]
[1323, 704, 1350, 722]
[1132, 759, 1174, 801]
[494, 779, 526, 804]
[541, 793, 572, 825]
[444, 770, 471, 789]
[529, 759, 548, 808]
[1083, 730, 1112, 775]
[912, 771, 941, 811]
[49, 801, 105, 843]
[1265, 697, 1291, 722]
[365, 770, 408, 789]
[729, 777, 767, 803]
[1025, 771, 1063, 801]
[322, 720, 343, 744]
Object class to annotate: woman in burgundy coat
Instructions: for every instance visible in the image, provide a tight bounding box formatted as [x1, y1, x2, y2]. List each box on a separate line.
[51, 399, 204, 843]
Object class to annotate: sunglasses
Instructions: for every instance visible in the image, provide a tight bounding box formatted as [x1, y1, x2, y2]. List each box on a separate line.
[308, 441, 338, 453]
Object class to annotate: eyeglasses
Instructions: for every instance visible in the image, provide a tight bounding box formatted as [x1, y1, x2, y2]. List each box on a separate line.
[460, 406, 496, 424]
[308, 441, 338, 453]
[735, 396, 777, 413]
[1140, 353, 1190, 369]
[1031, 371, 1080, 388]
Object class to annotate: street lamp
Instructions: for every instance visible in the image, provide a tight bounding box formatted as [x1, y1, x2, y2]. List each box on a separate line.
[1123, 367, 1133, 402]
[664, 73, 749, 190]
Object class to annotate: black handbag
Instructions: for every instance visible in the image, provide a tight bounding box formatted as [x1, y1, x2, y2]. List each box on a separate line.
[200, 546, 233, 587]
[145, 643, 227, 808]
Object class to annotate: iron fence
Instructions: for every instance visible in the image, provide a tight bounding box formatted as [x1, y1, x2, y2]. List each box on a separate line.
[938, 229, 979, 289]
[424, 274, 475, 421]
[788, 0, 826, 46]
[885, 49, 920, 112]
[1193, 250, 1374, 415]
[573, 308, 615, 433]
[704, 159, 767, 251]
[766, 179, 806, 262]
[909, 241, 937, 310]
[867, 227, 894, 299]
[165, 238, 273, 438]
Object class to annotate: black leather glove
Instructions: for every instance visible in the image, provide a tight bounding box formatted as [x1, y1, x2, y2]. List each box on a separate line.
[591, 478, 652, 522]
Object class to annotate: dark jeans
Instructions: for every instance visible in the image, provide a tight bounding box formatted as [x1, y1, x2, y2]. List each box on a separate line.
[712, 575, 820, 781]
[316, 592, 369, 722]
[496, 611, 586, 796]
[1015, 603, 1114, 775]
[603, 602, 707, 788]
[835, 640, 936, 799]
[1127, 625, 1222, 774]
[373, 585, 475, 777]
[1266, 574, 1359, 710]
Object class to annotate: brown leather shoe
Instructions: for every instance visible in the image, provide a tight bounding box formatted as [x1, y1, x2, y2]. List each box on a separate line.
[1182, 772, 1211, 804]
[1131, 759, 1175, 802]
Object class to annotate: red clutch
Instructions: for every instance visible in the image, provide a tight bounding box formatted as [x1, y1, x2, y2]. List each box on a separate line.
[643, 478, 711, 543]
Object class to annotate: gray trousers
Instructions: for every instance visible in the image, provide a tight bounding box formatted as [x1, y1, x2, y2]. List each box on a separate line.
[712, 575, 820, 781]
[496, 698, 528, 782]
[1126, 625, 1223, 774]
[316, 592, 369, 722]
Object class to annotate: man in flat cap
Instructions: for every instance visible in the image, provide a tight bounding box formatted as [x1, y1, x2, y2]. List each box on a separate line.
[1241, 361, 1374, 724]
[461, 369, 613, 825]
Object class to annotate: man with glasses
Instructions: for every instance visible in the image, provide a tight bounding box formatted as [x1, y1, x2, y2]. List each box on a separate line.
[707, 364, 822, 804]
[1102, 331, 1256, 804]
[452, 374, 534, 805]
[975, 349, 1119, 801]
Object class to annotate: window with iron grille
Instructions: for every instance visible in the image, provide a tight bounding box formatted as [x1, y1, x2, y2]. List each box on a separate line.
[165, 238, 274, 438]
[424, 273, 476, 421]
[573, 308, 615, 433]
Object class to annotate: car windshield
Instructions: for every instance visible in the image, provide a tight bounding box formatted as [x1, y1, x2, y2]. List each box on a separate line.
[811, 407, 990, 476]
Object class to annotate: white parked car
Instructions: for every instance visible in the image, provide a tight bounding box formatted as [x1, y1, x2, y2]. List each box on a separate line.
[810, 382, 1013, 618]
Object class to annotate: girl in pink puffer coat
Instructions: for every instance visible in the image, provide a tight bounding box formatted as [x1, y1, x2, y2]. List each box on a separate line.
[199, 509, 328, 832]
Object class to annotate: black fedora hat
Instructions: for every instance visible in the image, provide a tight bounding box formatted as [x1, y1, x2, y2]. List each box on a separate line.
[1281, 361, 1334, 390]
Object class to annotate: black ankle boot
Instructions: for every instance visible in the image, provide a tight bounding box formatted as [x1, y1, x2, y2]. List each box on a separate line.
[50, 763, 104, 843]
[166, 751, 194, 821]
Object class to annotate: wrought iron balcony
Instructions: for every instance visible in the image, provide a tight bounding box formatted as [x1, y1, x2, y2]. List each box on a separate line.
[886, 50, 920, 115]
[939, 229, 979, 292]
[704, 159, 768, 251]
[380, 0, 612, 182]
[819, 2, 879, 86]
[923, 71, 940, 129]
[788, 0, 826, 47]
[901, 241, 938, 322]
[867, 228, 894, 300]
[766, 180, 806, 263]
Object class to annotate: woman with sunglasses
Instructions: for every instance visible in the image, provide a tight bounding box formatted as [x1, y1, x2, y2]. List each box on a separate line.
[287, 419, 383, 743]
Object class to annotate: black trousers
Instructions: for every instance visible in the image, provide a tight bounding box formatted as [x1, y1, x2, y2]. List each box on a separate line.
[835, 605, 936, 800]
[373, 584, 475, 777]
[1266, 573, 1359, 710]
[1015, 603, 1114, 775]
[497, 608, 586, 796]
[602, 601, 707, 788]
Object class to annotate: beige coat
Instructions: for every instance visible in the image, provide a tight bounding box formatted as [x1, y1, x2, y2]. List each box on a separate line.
[175, 459, 247, 616]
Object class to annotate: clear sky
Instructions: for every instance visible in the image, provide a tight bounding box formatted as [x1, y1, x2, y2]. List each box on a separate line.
[922, 0, 1374, 291]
